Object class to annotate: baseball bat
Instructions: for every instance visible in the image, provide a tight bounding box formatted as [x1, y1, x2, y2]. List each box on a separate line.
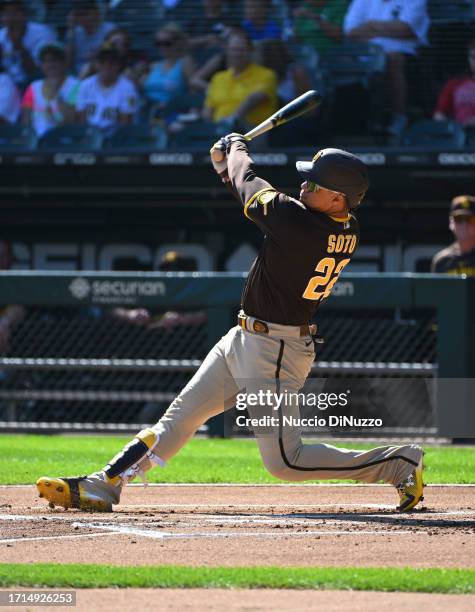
[211, 90, 322, 162]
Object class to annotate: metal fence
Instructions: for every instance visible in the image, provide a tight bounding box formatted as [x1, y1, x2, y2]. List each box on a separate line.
[0, 272, 473, 437]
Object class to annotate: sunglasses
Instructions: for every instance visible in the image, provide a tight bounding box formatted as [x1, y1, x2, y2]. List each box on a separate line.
[306, 181, 343, 196]
[306, 180, 320, 192]
[453, 216, 475, 225]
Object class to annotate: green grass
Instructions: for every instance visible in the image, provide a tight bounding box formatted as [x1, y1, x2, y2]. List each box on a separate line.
[0, 564, 473, 593]
[1, 435, 474, 485]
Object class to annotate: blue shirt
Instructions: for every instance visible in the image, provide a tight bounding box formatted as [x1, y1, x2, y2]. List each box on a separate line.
[242, 19, 282, 41]
[143, 59, 187, 104]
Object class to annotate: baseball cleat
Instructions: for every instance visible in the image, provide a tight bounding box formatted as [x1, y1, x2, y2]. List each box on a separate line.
[395, 455, 424, 512]
[36, 473, 119, 512]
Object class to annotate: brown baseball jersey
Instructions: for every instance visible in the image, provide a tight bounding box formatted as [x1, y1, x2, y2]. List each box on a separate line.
[431, 243, 475, 276]
[227, 141, 360, 325]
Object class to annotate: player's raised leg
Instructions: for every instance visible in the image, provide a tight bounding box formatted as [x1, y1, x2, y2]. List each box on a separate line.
[37, 330, 239, 511]
[232, 328, 424, 511]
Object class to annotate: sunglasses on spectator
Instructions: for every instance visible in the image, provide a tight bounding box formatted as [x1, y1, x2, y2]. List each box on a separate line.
[453, 216, 475, 225]
[155, 39, 174, 47]
[306, 181, 343, 196]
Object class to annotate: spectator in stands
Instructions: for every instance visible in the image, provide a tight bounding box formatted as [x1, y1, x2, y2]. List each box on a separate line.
[66, 0, 115, 76]
[189, 0, 238, 46]
[188, 1, 240, 92]
[0, 46, 20, 123]
[0, 0, 56, 88]
[434, 40, 475, 128]
[75, 45, 138, 132]
[21, 43, 78, 136]
[241, 0, 281, 42]
[431, 195, 475, 276]
[203, 27, 277, 129]
[80, 27, 148, 83]
[343, 0, 429, 137]
[257, 38, 311, 104]
[0, 240, 25, 354]
[293, 0, 347, 57]
[141, 23, 195, 108]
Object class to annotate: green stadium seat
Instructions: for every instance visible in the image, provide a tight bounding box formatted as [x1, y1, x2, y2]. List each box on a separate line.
[0, 125, 37, 152]
[320, 42, 386, 89]
[103, 124, 167, 151]
[38, 125, 103, 151]
[402, 119, 466, 148]
[149, 93, 205, 123]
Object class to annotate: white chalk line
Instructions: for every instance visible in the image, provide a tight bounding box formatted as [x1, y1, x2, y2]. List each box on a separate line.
[69, 522, 422, 540]
[2, 513, 364, 528]
[2, 511, 473, 531]
[1, 510, 473, 545]
[0, 528, 422, 544]
[0, 511, 422, 543]
[0, 532, 120, 544]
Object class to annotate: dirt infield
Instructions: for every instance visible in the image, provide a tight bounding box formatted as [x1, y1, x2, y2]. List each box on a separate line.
[5, 588, 475, 612]
[1, 484, 474, 568]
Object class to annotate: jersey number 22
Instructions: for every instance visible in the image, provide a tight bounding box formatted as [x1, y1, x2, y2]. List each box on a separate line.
[302, 257, 351, 301]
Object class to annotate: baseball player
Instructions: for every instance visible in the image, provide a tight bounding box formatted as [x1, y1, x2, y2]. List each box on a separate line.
[37, 135, 424, 513]
[431, 195, 475, 276]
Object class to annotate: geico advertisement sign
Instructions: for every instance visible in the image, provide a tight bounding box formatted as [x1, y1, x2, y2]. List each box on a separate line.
[11, 243, 211, 271]
[11, 242, 444, 273]
[69, 277, 166, 304]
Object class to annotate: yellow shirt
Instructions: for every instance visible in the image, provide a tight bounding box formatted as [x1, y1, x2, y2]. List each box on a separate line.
[205, 63, 278, 125]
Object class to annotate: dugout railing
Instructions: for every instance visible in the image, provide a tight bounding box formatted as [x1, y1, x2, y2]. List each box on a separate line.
[0, 272, 473, 439]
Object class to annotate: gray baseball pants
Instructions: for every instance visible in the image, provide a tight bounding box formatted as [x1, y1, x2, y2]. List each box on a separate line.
[150, 315, 421, 485]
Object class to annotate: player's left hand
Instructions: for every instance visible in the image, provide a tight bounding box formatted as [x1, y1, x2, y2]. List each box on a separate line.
[222, 133, 247, 151]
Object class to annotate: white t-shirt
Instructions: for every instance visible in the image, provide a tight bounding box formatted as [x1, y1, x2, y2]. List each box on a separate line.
[76, 74, 138, 130]
[0, 73, 20, 124]
[0, 21, 56, 84]
[343, 0, 429, 55]
[22, 76, 80, 136]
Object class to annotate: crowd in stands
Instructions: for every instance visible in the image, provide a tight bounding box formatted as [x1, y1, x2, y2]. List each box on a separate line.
[0, 0, 474, 147]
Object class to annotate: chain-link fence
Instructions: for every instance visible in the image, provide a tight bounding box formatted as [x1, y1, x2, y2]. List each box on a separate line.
[304, 307, 436, 435]
[0, 271, 473, 437]
[0, 302, 436, 434]
[0, 305, 207, 426]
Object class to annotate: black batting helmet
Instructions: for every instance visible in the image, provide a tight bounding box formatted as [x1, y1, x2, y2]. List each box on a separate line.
[296, 148, 369, 209]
